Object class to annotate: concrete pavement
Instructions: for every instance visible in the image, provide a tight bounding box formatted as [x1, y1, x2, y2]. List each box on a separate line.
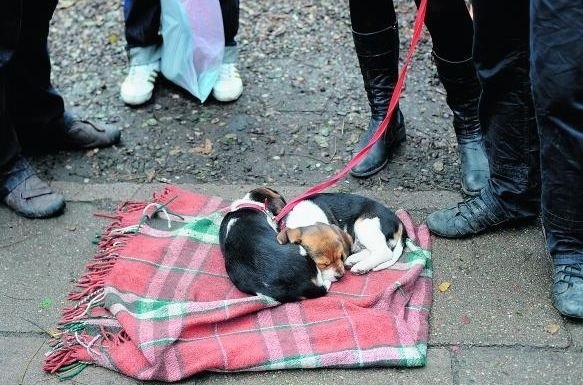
[1, 182, 582, 385]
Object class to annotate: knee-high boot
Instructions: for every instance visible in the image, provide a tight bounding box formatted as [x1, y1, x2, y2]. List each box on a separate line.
[433, 53, 489, 195]
[350, 24, 406, 178]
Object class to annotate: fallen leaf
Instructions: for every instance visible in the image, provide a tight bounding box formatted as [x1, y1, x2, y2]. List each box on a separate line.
[48, 327, 63, 339]
[107, 33, 119, 44]
[193, 139, 213, 155]
[546, 323, 560, 335]
[461, 314, 471, 325]
[438, 281, 451, 292]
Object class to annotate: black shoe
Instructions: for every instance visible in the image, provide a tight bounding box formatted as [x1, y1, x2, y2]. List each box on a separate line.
[350, 110, 406, 178]
[426, 189, 533, 238]
[458, 135, 489, 196]
[1, 157, 65, 219]
[56, 112, 121, 150]
[553, 263, 583, 319]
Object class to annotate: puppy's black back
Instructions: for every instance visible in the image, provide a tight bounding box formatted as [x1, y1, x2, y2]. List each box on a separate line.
[219, 209, 326, 303]
[310, 193, 403, 239]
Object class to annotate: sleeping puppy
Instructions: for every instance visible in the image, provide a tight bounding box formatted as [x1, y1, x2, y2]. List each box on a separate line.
[219, 188, 352, 303]
[282, 192, 405, 274]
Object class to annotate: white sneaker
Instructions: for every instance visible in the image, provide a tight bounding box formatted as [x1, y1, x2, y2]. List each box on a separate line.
[212, 63, 243, 102]
[120, 61, 160, 106]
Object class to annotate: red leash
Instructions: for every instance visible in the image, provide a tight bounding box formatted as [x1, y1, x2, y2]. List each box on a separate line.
[274, 0, 428, 223]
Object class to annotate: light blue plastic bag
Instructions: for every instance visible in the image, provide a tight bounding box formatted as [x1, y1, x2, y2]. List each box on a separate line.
[160, 0, 224, 102]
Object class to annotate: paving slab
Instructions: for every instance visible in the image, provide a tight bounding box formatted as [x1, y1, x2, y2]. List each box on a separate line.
[0, 203, 112, 333]
[429, 225, 569, 347]
[0, 336, 140, 385]
[455, 347, 583, 385]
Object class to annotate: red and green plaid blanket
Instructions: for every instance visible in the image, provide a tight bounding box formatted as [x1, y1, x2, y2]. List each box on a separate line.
[44, 185, 432, 381]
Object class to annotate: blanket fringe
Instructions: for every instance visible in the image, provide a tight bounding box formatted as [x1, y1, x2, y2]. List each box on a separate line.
[44, 190, 176, 377]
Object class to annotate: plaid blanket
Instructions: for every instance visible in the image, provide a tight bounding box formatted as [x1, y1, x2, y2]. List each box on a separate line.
[44, 185, 432, 381]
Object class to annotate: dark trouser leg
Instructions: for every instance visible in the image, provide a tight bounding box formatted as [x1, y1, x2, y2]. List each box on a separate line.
[474, 0, 540, 217]
[348, 0, 406, 178]
[0, 65, 20, 170]
[415, 0, 473, 61]
[416, 0, 488, 195]
[219, 0, 239, 46]
[531, 0, 583, 318]
[124, 0, 161, 65]
[426, 0, 539, 238]
[531, 0, 583, 265]
[219, 0, 239, 63]
[5, 0, 65, 149]
[124, 0, 161, 48]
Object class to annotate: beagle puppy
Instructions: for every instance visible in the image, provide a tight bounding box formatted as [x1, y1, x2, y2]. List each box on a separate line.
[219, 188, 352, 303]
[281, 192, 405, 274]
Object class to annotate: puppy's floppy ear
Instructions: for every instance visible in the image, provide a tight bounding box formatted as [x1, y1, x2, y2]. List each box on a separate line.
[276, 228, 302, 244]
[341, 230, 353, 249]
[330, 223, 353, 253]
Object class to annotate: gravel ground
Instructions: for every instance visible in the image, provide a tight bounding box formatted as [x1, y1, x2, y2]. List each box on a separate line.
[37, 0, 465, 194]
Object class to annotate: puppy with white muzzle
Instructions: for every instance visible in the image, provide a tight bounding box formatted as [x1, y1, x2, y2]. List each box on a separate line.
[280, 192, 405, 274]
[219, 188, 352, 303]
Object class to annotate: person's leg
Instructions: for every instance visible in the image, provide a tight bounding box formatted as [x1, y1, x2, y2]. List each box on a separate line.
[348, 0, 406, 178]
[417, 0, 488, 195]
[8, 0, 119, 151]
[426, 0, 540, 238]
[220, 0, 239, 50]
[120, 0, 162, 105]
[0, 1, 65, 218]
[530, 0, 583, 318]
[124, 0, 162, 64]
[6, 0, 65, 143]
[213, 0, 243, 102]
[0, 65, 20, 171]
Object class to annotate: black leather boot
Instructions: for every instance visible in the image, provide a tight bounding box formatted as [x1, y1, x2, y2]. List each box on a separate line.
[350, 25, 406, 178]
[433, 53, 489, 195]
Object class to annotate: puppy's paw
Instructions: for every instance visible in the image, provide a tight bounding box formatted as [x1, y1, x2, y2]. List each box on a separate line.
[350, 260, 376, 275]
[323, 280, 332, 291]
[372, 259, 397, 271]
[345, 250, 370, 267]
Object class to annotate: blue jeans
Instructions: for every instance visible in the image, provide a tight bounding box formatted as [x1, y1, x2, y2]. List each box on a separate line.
[124, 0, 240, 64]
[473, 0, 583, 264]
